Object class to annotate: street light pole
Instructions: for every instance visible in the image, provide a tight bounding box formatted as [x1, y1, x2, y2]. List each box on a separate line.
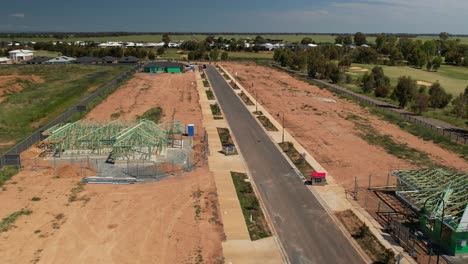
[255, 89, 258, 113]
[278, 111, 285, 143]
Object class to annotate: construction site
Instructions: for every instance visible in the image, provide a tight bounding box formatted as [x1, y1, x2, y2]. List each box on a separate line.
[220, 62, 468, 263]
[1, 60, 467, 264]
[393, 169, 468, 256]
[0, 71, 224, 264]
[39, 118, 193, 182]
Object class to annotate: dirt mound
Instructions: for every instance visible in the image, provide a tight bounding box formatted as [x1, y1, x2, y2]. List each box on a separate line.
[0, 140, 15, 147]
[0, 75, 44, 102]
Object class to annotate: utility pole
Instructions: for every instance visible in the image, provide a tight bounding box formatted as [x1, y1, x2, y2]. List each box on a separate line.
[354, 176, 359, 201]
[255, 89, 258, 113]
[278, 111, 285, 143]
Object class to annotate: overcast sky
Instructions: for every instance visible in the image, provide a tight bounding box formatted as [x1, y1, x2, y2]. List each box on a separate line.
[1, 0, 467, 34]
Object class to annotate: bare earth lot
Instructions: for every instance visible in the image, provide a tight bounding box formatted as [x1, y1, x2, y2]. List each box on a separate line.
[221, 62, 468, 189]
[87, 72, 202, 127]
[0, 72, 224, 264]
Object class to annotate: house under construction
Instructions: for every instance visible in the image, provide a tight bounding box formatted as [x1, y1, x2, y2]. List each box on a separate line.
[42, 119, 184, 160]
[393, 169, 468, 256]
[40, 119, 193, 180]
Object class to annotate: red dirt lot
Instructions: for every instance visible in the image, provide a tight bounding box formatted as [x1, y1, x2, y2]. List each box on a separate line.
[221, 62, 468, 190]
[0, 72, 224, 264]
[86, 72, 202, 129]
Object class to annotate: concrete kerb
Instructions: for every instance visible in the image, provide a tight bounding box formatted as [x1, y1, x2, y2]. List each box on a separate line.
[205, 69, 290, 264]
[197, 71, 285, 263]
[218, 65, 370, 263]
[219, 64, 417, 264]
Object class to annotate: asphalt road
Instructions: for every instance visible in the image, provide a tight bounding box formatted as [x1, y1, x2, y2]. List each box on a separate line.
[206, 65, 364, 264]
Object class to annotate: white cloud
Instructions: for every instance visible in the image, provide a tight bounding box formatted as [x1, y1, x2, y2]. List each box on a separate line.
[9, 13, 25, 18]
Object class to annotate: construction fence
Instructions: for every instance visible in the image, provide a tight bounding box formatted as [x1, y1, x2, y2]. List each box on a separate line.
[346, 171, 455, 264]
[23, 129, 208, 181]
[0, 64, 143, 169]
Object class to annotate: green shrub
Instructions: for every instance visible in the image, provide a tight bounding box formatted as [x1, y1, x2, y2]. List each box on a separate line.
[0, 166, 19, 186]
[0, 210, 32, 232]
[137, 107, 163, 123]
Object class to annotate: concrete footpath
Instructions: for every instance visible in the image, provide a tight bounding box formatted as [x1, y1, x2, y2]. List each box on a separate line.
[219, 65, 417, 264]
[195, 72, 284, 263]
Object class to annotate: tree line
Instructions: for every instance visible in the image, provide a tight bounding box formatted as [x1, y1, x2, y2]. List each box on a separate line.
[273, 42, 468, 119]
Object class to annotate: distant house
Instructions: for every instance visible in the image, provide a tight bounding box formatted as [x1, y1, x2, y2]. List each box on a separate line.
[101, 56, 118, 64]
[98, 42, 124, 48]
[143, 61, 185, 73]
[168, 42, 181, 48]
[118, 56, 139, 64]
[75, 56, 101, 64]
[0, 57, 11, 64]
[144, 42, 165, 48]
[9, 49, 34, 61]
[27, 56, 52, 64]
[259, 43, 283, 51]
[74, 41, 88, 46]
[125, 42, 144, 48]
[46, 56, 76, 64]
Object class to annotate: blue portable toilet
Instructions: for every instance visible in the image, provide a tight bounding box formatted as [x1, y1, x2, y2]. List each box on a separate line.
[187, 124, 195, 136]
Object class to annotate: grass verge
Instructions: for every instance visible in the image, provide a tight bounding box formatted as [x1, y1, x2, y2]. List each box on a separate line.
[257, 116, 278, 131]
[0, 209, 32, 232]
[206, 90, 215, 100]
[336, 210, 395, 264]
[231, 172, 272, 240]
[239, 92, 254, 105]
[221, 71, 231, 80]
[0, 166, 19, 186]
[217, 128, 234, 145]
[210, 104, 223, 119]
[279, 142, 315, 176]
